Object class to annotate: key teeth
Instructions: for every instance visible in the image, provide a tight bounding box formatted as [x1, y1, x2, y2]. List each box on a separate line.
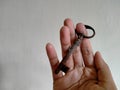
[55, 69, 59, 74]
[55, 64, 69, 74]
[61, 64, 69, 73]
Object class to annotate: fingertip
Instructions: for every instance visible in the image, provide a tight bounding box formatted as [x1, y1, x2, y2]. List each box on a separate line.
[46, 43, 53, 52]
[94, 51, 103, 61]
[76, 23, 85, 26]
[46, 42, 51, 48]
[46, 43, 57, 59]
[76, 23, 87, 35]
[95, 51, 101, 61]
[60, 26, 69, 33]
[64, 18, 73, 25]
[95, 51, 101, 56]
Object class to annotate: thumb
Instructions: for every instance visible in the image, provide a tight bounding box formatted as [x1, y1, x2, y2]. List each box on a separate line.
[94, 51, 114, 83]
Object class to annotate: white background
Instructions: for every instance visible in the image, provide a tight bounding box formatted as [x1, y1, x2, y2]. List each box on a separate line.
[0, 0, 120, 90]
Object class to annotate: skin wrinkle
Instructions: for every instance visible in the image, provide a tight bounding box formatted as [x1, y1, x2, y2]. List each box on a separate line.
[67, 69, 96, 90]
[72, 44, 85, 67]
[50, 57, 59, 66]
[77, 67, 97, 87]
[65, 81, 79, 90]
[63, 68, 84, 90]
[82, 46, 94, 67]
[54, 69, 81, 90]
[70, 69, 81, 84]
[83, 47, 93, 56]
[78, 80, 98, 90]
[66, 66, 97, 90]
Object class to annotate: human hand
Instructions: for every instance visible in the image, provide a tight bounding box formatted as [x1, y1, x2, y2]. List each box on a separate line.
[46, 18, 117, 90]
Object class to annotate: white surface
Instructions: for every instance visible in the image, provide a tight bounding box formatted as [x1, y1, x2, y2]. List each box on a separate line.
[0, 0, 120, 90]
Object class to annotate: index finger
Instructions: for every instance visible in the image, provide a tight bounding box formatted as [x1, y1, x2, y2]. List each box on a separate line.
[46, 43, 63, 80]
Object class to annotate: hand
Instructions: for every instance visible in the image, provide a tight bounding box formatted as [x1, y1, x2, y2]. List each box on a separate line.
[46, 18, 117, 90]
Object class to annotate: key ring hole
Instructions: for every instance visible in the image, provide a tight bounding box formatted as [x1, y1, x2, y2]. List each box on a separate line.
[75, 25, 95, 39]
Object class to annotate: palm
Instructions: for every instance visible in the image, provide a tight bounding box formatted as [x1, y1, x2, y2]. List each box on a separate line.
[71, 67, 97, 90]
[53, 62, 99, 90]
